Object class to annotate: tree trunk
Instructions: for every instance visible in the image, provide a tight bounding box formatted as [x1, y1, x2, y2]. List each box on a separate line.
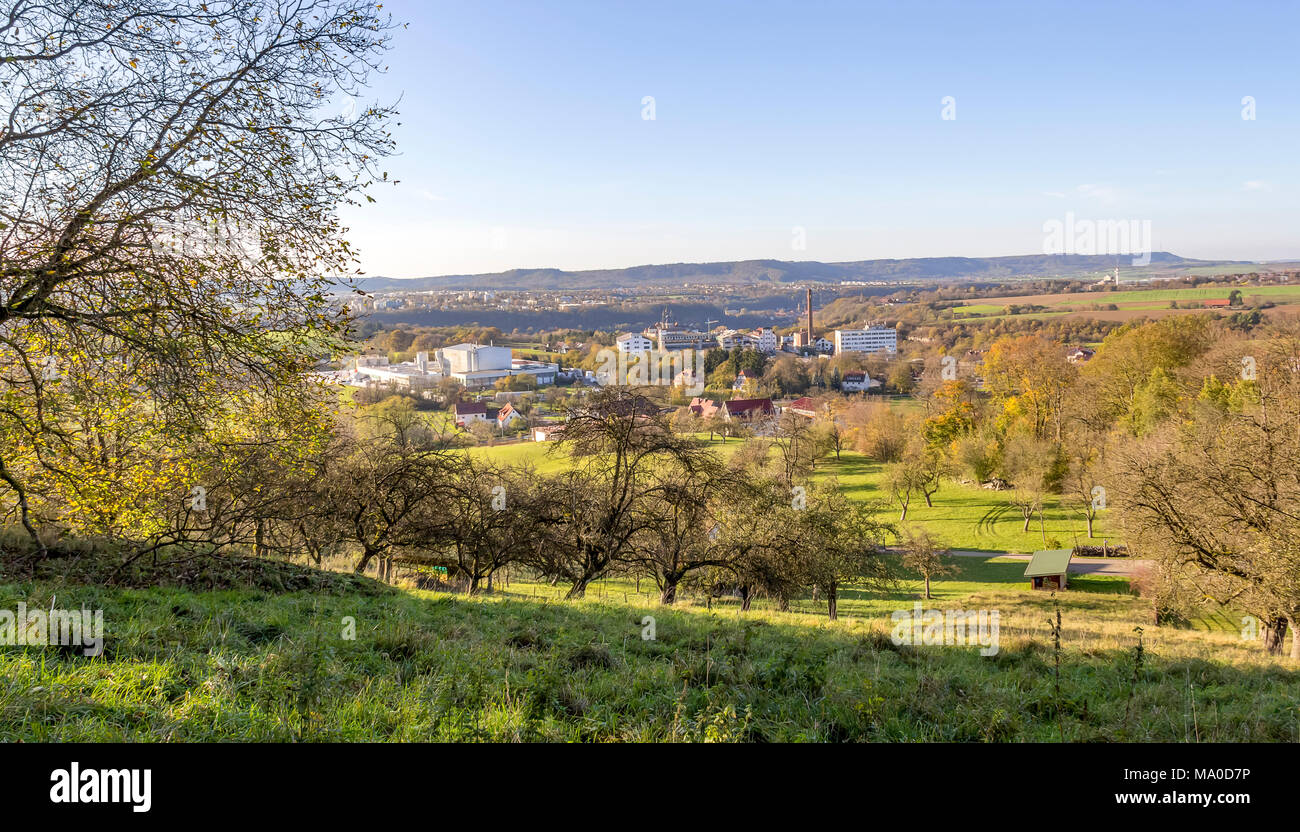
[0, 458, 45, 558]
[354, 548, 378, 575]
[1086, 512, 1095, 539]
[739, 584, 753, 612]
[565, 577, 590, 599]
[924, 491, 933, 508]
[924, 574, 931, 600]
[660, 578, 679, 605]
[304, 533, 321, 566]
[826, 583, 838, 620]
[1262, 616, 1288, 655]
[1289, 617, 1299, 661]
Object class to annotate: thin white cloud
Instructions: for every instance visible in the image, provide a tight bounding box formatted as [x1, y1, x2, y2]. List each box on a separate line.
[1241, 180, 1273, 192]
[1076, 183, 1120, 202]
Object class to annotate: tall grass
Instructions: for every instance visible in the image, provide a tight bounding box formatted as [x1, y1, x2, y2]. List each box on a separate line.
[1, 568, 1295, 742]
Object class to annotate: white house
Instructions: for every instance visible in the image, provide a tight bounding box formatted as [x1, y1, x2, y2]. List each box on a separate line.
[840, 372, 876, 392]
[496, 402, 525, 430]
[452, 401, 489, 427]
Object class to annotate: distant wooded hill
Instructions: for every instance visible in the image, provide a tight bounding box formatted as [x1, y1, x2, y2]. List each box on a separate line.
[345, 252, 1248, 292]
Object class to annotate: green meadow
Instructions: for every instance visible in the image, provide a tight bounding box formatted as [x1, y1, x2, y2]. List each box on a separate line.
[471, 440, 1118, 553]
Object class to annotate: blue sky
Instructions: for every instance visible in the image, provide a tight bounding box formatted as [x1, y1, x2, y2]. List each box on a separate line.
[341, 0, 1300, 277]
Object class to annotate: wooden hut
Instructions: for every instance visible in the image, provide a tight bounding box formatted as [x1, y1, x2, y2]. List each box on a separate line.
[1024, 549, 1073, 590]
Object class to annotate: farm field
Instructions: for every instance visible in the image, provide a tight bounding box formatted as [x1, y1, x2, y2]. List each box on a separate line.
[951, 283, 1300, 322]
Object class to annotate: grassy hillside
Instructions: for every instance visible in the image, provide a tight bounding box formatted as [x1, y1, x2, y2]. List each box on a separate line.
[3, 560, 1295, 742]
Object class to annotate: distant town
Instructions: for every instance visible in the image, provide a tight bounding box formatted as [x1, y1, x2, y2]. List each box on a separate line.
[323, 263, 1300, 446]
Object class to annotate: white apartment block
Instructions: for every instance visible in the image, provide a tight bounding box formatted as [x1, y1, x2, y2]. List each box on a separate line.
[616, 333, 654, 355]
[832, 327, 897, 355]
[752, 327, 779, 354]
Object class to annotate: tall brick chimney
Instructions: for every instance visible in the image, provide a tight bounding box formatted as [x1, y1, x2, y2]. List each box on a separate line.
[806, 287, 814, 344]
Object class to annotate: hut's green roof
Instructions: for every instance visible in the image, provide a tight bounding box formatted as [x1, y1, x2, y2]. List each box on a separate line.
[1024, 549, 1073, 578]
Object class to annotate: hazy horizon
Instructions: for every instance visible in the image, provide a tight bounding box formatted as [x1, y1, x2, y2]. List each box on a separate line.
[341, 0, 1300, 278]
[357, 249, 1291, 282]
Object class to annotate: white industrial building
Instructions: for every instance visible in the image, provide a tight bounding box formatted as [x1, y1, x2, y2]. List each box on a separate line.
[436, 343, 557, 390]
[352, 344, 557, 392]
[353, 352, 440, 391]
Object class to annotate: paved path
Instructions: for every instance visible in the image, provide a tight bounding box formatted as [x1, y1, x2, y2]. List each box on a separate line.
[947, 549, 1150, 576]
